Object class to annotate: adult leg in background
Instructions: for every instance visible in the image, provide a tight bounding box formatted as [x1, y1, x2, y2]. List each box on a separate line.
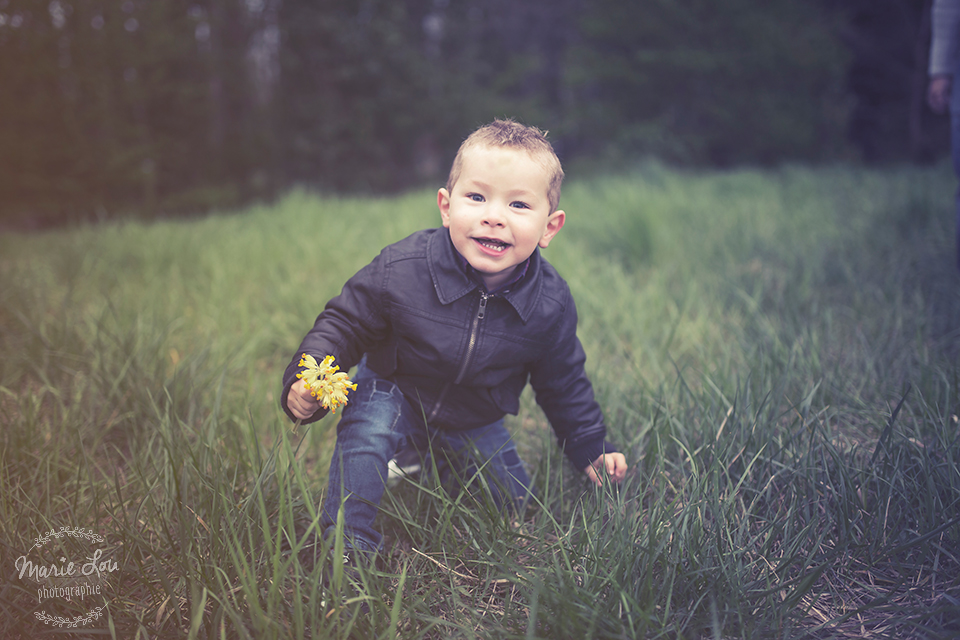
[950, 60, 960, 270]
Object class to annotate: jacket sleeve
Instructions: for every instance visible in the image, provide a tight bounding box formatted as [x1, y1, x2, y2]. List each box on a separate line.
[280, 250, 390, 424]
[528, 288, 618, 471]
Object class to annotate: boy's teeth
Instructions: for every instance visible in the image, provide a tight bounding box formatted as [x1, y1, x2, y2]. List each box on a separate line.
[479, 239, 507, 251]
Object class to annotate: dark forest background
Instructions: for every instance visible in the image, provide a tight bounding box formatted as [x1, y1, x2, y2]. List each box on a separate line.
[0, 0, 949, 227]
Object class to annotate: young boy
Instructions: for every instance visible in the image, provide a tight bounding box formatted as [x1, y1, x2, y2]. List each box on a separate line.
[282, 119, 628, 558]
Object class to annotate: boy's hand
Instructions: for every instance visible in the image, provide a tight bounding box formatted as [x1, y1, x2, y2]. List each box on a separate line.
[583, 452, 628, 486]
[286, 379, 321, 420]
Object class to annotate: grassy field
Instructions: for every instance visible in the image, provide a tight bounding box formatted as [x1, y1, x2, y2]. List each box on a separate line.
[1, 162, 959, 639]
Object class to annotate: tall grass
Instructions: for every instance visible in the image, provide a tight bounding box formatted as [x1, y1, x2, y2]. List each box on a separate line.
[1, 163, 958, 638]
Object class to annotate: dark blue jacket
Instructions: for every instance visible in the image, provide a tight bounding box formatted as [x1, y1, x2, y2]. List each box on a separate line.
[281, 227, 616, 470]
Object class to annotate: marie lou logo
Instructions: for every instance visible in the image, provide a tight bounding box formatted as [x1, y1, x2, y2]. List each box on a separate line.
[13, 526, 119, 628]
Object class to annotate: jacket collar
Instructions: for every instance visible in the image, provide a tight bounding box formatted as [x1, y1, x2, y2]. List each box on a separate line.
[427, 227, 542, 324]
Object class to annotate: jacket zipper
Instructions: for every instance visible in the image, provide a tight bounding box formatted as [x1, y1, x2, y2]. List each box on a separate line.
[427, 291, 488, 422]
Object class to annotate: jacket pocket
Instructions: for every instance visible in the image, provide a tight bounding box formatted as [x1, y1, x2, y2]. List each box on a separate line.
[489, 373, 527, 415]
[366, 341, 398, 377]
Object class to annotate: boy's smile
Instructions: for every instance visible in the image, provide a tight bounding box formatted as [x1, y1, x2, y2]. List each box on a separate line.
[438, 145, 565, 291]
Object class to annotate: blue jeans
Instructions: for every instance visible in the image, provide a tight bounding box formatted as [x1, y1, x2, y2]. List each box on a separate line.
[320, 359, 533, 553]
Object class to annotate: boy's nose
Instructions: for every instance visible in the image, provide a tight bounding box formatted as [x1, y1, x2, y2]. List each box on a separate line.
[482, 205, 507, 227]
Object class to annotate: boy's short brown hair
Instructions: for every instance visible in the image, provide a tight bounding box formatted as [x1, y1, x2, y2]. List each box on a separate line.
[446, 119, 565, 212]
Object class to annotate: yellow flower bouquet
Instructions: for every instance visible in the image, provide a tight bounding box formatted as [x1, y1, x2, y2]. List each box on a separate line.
[296, 353, 357, 413]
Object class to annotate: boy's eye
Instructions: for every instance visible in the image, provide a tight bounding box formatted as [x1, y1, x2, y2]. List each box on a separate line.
[511, 201, 530, 210]
[467, 193, 485, 202]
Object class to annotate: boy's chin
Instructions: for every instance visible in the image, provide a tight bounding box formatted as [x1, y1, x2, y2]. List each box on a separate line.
[472, 263, 521, 290]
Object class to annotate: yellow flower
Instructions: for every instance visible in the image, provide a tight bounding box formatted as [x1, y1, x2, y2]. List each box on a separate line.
[295, 353, 357, 414]
[296, 353, 336, 389]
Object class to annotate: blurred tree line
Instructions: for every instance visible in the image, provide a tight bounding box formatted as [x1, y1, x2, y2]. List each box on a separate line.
[0, 0, 946, 226]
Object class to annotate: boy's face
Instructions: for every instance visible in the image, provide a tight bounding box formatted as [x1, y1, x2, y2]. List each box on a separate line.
[438, 145, 565, 291]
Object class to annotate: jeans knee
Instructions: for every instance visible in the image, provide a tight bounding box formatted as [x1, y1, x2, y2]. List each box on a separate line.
[335, 377, 407, 449]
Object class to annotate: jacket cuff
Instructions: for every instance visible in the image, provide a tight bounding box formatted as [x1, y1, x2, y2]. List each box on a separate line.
[565, 438, 619, 472]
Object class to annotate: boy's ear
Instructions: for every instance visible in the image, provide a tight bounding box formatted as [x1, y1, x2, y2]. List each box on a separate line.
[538, 210, 565, 249]
[437, 188, 452, 227]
